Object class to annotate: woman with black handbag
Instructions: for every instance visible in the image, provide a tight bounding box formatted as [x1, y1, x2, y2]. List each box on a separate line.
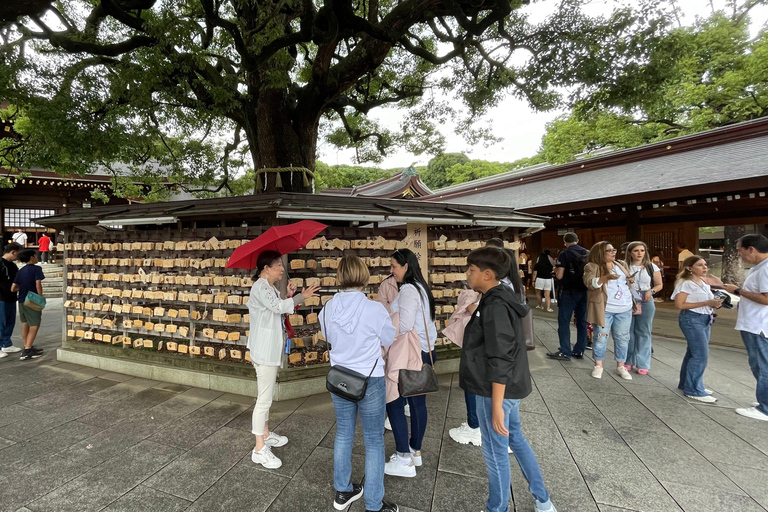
[384, 249, 437, 478]
[319, 256, 399, 512]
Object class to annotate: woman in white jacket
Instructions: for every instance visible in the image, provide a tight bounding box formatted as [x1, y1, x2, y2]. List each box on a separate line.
[248, 250, 319, 469]
[319, 256, 398, 512]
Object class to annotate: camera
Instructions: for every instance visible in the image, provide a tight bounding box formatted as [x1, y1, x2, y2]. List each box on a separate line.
[713, 291, 734, 309]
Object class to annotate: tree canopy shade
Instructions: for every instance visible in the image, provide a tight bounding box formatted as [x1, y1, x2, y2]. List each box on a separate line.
[539, 5, 768, 163]
[1, 0, 642, 196]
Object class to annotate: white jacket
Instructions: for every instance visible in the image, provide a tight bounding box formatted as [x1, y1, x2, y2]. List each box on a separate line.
[390, 283, 437, 353]
[246, 278, 302, 366]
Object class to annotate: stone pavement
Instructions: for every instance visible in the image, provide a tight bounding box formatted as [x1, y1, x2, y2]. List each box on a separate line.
[1, 301, 767, 512]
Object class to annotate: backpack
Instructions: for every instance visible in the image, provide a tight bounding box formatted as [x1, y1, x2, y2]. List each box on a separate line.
[561, 247, 588, 291]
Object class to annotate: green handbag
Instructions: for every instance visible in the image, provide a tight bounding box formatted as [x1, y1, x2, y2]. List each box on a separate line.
[24, 292, 46, 311]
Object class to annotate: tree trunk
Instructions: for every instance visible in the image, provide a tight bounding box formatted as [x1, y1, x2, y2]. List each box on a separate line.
[721, 225, 746, 284]
[244, 86, 319, 194]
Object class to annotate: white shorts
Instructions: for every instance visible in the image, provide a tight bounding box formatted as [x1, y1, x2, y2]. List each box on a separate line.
[535, 278, 553, 291]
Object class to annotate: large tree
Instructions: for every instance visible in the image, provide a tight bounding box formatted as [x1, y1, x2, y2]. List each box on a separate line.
[1, 0, 641, 196]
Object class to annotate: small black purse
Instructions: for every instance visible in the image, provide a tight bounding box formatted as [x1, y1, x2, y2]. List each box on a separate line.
[323, 300, 377, 402]
[397, 308, 439, 398]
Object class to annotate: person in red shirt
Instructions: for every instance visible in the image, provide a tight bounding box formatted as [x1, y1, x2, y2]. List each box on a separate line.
[38, 234, 51, 264]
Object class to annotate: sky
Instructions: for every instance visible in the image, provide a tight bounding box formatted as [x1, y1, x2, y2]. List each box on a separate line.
[317, 0, 768, 170]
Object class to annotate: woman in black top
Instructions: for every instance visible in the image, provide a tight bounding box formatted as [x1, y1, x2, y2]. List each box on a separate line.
[532, 251, 554, 312]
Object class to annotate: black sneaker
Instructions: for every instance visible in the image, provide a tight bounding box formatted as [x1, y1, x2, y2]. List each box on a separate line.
[20, 347, 43, 361]
[586, 341, 593, 351]
[546, 351, 570, 361]
[367, 501, 399, 512]
[335, 483, 363, 510]
[572, 352, 584, 359]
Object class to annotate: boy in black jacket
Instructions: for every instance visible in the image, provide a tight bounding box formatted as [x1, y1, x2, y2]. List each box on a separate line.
[460, 247, 556, 512]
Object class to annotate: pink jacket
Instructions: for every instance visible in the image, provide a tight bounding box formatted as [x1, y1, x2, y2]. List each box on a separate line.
[442, 289, 481, 348]
[382, 311, 423, 403]
[378, 276, 399, 313]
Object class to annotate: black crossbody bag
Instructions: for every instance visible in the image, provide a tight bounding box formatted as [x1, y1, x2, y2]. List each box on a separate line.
[323, 300, 377, 402]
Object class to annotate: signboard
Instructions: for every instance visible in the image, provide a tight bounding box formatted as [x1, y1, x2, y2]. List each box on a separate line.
[407, 222, 429, 281]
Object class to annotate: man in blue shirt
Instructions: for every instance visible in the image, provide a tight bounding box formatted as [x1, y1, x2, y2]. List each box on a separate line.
[11, 249, 45, 360]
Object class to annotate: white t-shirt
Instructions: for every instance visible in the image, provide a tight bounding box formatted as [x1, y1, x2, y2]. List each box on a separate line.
[735, 258, 768, 336]
[631, 263, 660, 292]
[390, 283, 438, 353]
[12, 232, 27, 246]
[605, 266, 633, 314]
[678, 249, 694, 263]
[671, 279, 714, 315]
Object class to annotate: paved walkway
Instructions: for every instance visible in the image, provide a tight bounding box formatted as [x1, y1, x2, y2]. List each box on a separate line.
[0, 301, 766, 512]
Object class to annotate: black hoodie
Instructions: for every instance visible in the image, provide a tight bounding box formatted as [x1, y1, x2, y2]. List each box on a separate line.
[459, 283, 532, 400]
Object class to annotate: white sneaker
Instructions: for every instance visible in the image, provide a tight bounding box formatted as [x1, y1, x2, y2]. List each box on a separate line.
[384, 417, 392, 431]
[705, 388, 714, 395]
[252, 446, 282, 469]
[753, 402, 761, 407]
[547, 309, 555, 313]
[449, 423, 482, 446]
[535, 305, 542, 309]
[404, 403, 410, 417]
[264, 431, 288, 448]
[0, 352, 7, 359]
[409, 447, 422, 467]
[535, 500, 558, 512]
[616, 366, 632, 380]
[1, 346, 21, 353]
[591, 366, 603, 379]
[687, 394, 717, 403]
[384, 453, 416, 478]
[735, 407, 768, 422]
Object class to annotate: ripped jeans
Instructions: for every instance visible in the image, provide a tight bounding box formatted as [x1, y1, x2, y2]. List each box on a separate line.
[592, 309, 632, 363]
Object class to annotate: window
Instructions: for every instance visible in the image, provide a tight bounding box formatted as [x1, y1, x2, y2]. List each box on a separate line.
[3, 209, 56, 228]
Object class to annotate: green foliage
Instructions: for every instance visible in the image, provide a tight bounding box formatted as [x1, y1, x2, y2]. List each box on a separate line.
[422, 153, 470, 189]
[314, 162, 395, 192]
[444, 155, 546, 187]
[542, 8, 768, 163]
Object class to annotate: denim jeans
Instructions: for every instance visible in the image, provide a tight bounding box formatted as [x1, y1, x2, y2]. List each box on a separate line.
[592, 310, 632, 363]
[0, 301, 16, 349]
[627, 299, 655, 369]
[557, 289, 588, 356]
[475, 395, 552, 512]
[677, 310, 711, 397]
[331, 376, 386, 511]
[740, 331, 768, 415]
[465, 391, 479, 429]
[386, 350, 435, 454]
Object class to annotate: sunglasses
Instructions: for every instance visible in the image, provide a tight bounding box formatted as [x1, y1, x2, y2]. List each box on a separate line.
[605, 249, 617, 253]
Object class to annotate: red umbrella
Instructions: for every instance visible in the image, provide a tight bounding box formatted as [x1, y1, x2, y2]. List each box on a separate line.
[225, 220, 328, 270]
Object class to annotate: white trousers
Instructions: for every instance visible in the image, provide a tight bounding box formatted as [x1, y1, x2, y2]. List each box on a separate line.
[252, 363, 279, 436]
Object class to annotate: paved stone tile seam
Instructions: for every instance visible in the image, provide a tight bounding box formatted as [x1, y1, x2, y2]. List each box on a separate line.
[694, 405, 768, 461]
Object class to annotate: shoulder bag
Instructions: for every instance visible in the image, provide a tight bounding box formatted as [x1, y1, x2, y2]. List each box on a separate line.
[398, 306, 439, 398]
[323, 300, 377, 402]
[24, 291, 46, 312]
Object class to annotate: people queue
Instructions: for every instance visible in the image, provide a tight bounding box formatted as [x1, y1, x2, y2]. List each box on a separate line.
[246, 243, 557, 512]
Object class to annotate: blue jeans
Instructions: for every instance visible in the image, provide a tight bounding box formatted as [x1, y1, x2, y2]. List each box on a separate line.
[741, 331, 768, 415]
[475, 395, 552, 512]
[627, 299, 655, 369]
[331, 376, 386, 511]
[557, 289, 588, 356]
[677, 310, 711, 397]
[0, 301, 16, 349]
[465, 391, 479, 429]
[592, 310, 632, 363]
[386, 350, 435, 454]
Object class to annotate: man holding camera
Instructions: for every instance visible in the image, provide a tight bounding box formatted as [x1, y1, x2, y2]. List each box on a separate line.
[713, 234, 768, 422]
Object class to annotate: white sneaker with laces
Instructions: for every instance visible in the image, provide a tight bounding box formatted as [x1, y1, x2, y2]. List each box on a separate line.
[264, 431, 288, 447]
[449, 423, 482, 446]
[687, 394, 717, 403]
[384, 417, 392, 431]
[252, 446, 282, 469]
[591, 366, 603, 379]
[384, 453, 416, 478]
[735, 407, 768, 422]
[616, 366, 632, 380]
[409, 447, 422, 467]
[2, 346, 21, 353]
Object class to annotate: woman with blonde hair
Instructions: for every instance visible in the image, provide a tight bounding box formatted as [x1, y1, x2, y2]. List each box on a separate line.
[583, 241, 635, 380]
[624, 241, 663, 375]
[672, 255, 723, 403]
[319, 255, 399, 512]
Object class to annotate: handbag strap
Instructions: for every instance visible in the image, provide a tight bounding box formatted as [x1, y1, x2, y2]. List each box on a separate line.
[420, 302, 434, 366]
[323, 297, 378, 378]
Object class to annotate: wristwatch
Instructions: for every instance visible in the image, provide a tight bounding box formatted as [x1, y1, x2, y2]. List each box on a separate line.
[733, 288, 741, 296]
